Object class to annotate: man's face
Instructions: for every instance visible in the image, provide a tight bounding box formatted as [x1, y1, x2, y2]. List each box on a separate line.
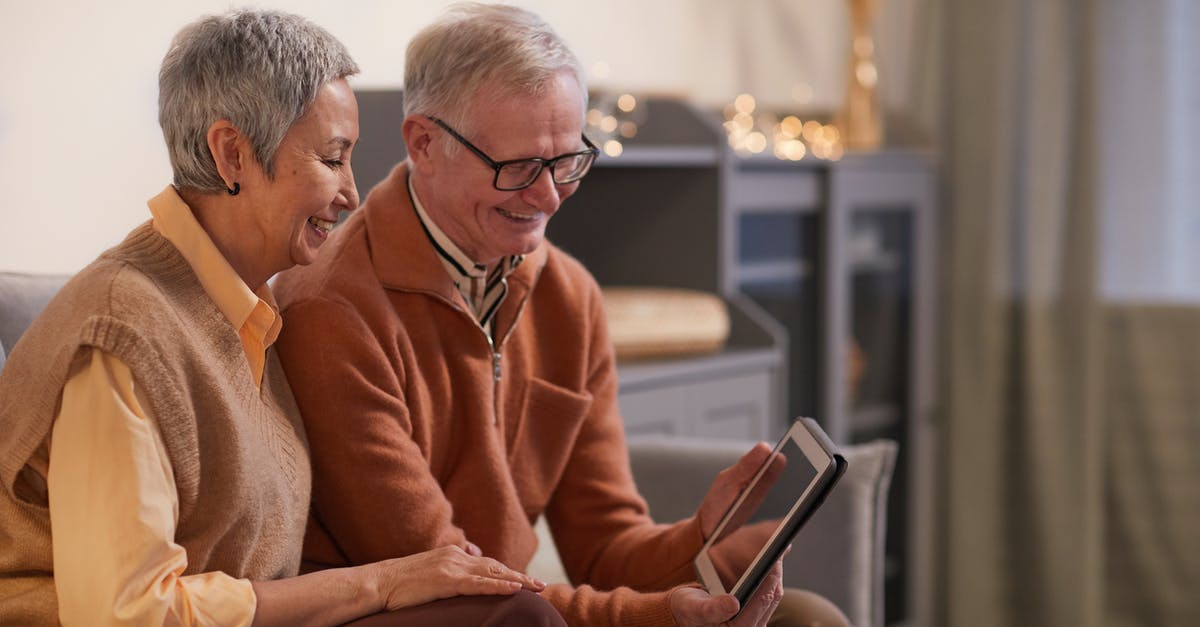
[417, 72, 586, 265]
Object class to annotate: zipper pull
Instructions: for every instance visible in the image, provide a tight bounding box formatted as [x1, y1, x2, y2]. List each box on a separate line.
[492, 351, 502, 382]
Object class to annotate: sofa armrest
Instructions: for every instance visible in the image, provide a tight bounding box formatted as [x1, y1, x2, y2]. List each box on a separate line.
[627, 435, 897, 627]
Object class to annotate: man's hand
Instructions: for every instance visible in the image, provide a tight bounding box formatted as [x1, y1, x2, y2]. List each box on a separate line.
[696, 442, 773, 539]
[669, 559, 785, 626]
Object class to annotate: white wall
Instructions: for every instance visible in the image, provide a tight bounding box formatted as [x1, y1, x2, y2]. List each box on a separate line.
[0, 0, 924, 274]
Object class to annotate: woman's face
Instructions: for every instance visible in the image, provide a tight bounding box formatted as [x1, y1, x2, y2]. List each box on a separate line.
[244, 78, 360, 273]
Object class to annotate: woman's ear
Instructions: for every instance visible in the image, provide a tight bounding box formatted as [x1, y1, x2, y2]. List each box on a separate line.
[206, 120, 246, 191]
[401, 115, 436, 169]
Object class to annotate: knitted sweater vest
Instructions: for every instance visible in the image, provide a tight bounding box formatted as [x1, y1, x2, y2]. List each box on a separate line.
[0, 223, 310, 624]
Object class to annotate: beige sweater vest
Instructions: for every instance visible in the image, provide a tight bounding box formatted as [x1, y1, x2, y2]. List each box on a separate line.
[0, 223, 310, 624]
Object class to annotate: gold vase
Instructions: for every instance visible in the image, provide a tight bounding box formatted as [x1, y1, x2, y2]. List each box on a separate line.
[836, 0, 884, 151]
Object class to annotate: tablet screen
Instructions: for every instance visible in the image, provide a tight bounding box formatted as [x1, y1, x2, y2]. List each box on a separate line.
[706, 437, 820, 592]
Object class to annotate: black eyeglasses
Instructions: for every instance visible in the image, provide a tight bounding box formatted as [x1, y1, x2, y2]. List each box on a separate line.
[430, 116, 599, 191]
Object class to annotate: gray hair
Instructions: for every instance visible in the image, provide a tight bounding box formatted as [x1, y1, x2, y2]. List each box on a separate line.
[159, 9, 359, 193]
[403, 2, 586, 146]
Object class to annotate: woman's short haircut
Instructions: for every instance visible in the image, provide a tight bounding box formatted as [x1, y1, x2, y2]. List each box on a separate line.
[159, 9, 359, 193]
[403, 3, 586, 145]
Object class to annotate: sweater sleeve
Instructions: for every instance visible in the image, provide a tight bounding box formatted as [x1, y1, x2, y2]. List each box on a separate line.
[49, 349, 255, 627]
[539, 278, 709, 623]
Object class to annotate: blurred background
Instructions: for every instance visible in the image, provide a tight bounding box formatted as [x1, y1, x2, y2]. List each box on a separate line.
[2, 1, 1197, 625]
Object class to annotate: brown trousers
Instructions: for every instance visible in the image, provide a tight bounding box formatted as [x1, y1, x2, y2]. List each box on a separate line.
[768, 589, 852, 627]
[342, 590, 566, 627]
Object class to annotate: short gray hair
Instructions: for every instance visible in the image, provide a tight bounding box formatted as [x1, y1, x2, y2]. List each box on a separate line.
[403, 2, 586, 141]
[159, 9, 359, 193]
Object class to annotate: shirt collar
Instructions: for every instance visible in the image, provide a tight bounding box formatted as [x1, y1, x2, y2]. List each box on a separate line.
[146, 186, 281, 347]
[407, 175, 524, 282]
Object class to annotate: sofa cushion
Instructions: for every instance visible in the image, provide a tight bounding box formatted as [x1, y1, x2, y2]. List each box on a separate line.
[624, 435, 896, 627]
[0, 272, 72, 371]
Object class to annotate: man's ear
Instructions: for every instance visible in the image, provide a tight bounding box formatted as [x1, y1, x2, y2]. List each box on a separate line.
[402, 115, 437, 169]
[206, 119, 246, 190]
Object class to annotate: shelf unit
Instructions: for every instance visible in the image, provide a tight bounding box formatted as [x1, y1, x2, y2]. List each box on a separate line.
[720, 149, 936, 626]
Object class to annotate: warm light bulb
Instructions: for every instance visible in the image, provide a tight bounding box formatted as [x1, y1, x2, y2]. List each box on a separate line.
[802, 120, 822, 143]
[746, 132, 767, 154]
[780, 116, 803, 138]
[617, 94, 637, 112]
[603, 139, 623, 157]
[600, 115, 618, 133]
[855, 61, 878, 87]
[734, 93, 756, 114]
[783, 140, 807, 161]
[619, 121, 638, 138]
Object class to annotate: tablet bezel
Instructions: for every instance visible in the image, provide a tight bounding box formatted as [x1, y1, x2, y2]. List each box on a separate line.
[692, 418, 844, 609]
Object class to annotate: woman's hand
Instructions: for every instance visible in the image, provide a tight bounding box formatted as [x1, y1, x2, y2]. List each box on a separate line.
[668, 559, 784, 627]
[371, 545, 546, 611]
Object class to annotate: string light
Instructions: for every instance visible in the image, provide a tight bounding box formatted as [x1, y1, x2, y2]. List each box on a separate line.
[585, 83, 646, 160]
[721, 94, 845, 162]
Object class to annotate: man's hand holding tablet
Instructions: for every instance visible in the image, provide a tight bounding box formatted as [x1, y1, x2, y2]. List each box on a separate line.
[669, 418, 847, 626]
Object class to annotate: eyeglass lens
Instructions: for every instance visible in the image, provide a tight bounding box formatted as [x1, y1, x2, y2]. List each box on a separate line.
[496, 153, 595, 190]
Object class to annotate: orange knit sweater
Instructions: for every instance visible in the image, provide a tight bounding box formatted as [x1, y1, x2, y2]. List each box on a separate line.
[274, 163, 703, 626]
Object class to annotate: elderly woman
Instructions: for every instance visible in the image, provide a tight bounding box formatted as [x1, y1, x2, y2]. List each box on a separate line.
[0, 10, 562, 626]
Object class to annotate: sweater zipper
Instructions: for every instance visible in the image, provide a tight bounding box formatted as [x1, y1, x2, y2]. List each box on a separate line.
[485, 331, 500, 425]
[396, 266, 542, 428]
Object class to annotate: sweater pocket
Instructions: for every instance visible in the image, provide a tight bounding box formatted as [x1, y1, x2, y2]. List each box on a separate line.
[507, 377, 591, 517]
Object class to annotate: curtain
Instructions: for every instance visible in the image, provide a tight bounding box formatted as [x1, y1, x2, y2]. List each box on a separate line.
[940, 1, 1200, 625]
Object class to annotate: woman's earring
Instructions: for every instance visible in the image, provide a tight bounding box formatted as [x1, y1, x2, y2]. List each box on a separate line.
[226, 182, 241, 196]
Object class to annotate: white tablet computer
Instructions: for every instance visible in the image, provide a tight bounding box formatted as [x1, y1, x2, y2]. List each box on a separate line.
[693, 418, 846, 611]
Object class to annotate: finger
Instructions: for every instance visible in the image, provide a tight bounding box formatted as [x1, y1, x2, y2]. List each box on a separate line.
[732, 562, 784, 626]
[699, 443, 775, 537]
[701, 594, 740, 623]
[477, 557, 547, 591]
[671, 587, 739, 626]
[678, 589, 740, 625]
[452, 574, 523, 597]
[465, 541, 483, 557]
[735, 442, 773, 477]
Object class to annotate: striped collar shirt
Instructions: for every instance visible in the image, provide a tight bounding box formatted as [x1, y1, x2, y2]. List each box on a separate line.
[407, 175, 523, 338]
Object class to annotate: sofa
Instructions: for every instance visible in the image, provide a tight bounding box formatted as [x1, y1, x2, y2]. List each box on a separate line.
[529, 436, 896, 627]
[0, 270, 897, 626]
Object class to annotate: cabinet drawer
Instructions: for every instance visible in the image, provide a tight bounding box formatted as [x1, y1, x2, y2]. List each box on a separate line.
[619, 385, 685, 435]
[618, 370, 771, 440]
[683, 372, 771, 440]
[732, 170, 820, 210]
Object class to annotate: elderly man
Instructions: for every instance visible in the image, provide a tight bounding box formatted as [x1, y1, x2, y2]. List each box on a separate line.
[274, 4, 848, 626]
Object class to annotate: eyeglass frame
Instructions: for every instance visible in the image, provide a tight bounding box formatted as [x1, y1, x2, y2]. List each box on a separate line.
[428, 116, 600, 191]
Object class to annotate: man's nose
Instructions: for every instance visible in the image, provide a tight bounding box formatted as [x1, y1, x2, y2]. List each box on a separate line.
[519, 167, 562, 214]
